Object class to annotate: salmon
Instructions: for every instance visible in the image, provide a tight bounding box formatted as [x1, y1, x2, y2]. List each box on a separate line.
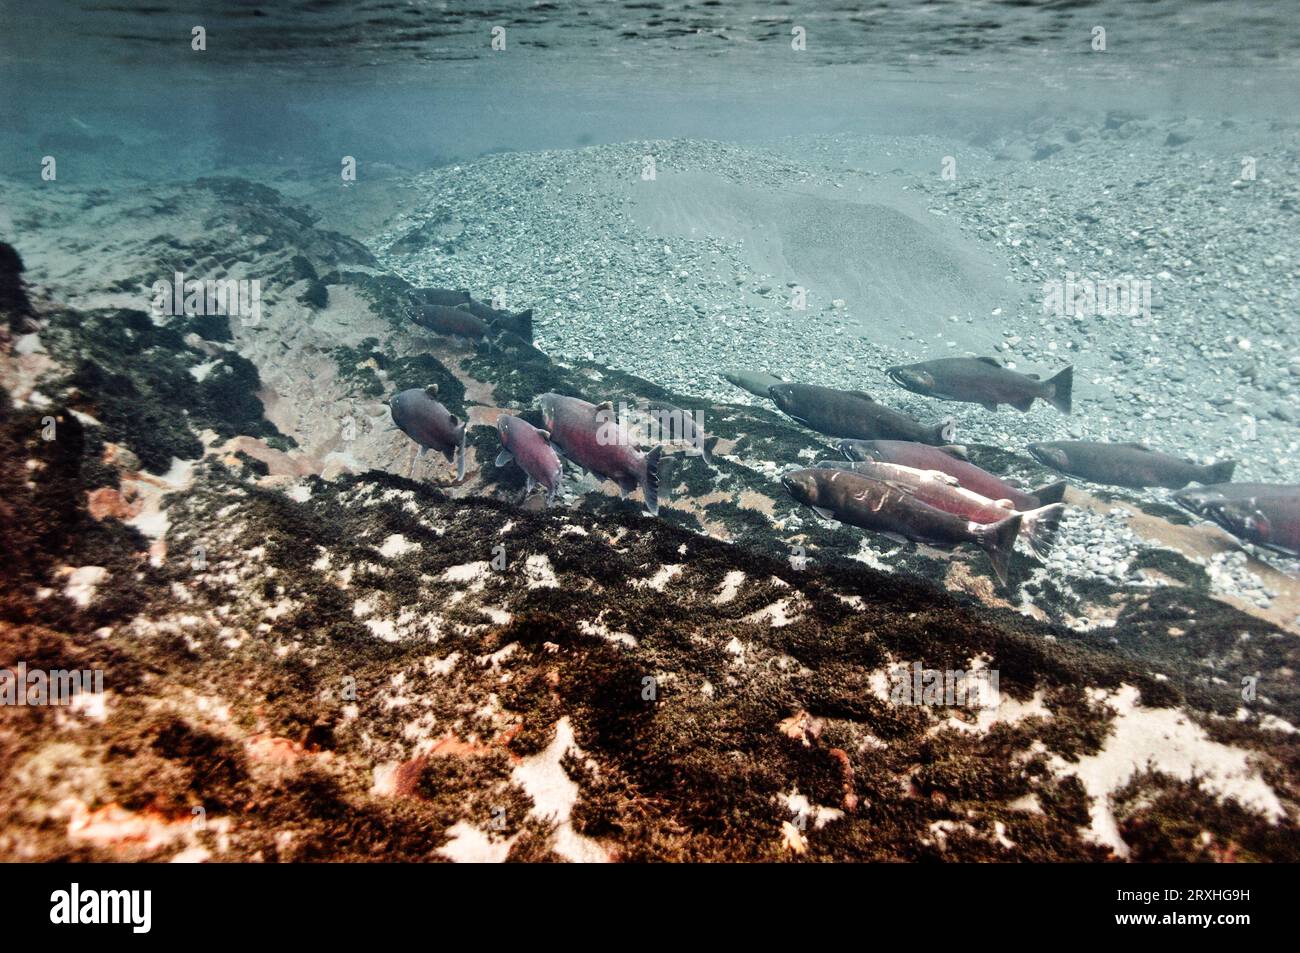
[888, 357, 1073, 414]
[781, 467, 1023, 586]
[539, 393, 663, 516]
[838, 438, 1066, 510]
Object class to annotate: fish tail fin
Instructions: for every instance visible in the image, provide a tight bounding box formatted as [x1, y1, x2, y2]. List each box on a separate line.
[1202, 460, 1236, 484]
[455, 426, 467, 481]
[974, 513, 1022, 588]
[1045, 365, 1073, 414]
[513, 308, 533, 339]
[1021, 503, 1065, 561]
[1030, 480, 1068, 505]
[641, 445, 663, 516]
[701, 434, 719, 465]
[933, 417, 957, 445]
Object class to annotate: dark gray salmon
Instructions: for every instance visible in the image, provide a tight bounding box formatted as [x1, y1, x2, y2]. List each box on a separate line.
[539, 393, 663, 516]
[1174, 483, 1300, 556]
[496, 413, 563, 505]
[838, 439, 1066, 510]
[389, 385, 467, 481]
[769, 382, 955, 445]
[1028, 441, 1235, 489]
[412, 304, 490, 339]
[721, 369, 784, 400]
[781, 467, 1022, 586]
[463, 298, 534, 340]
[888, 357, 1073, 414]
[413, 287, 472, 308]
[641, 399, 718, 464]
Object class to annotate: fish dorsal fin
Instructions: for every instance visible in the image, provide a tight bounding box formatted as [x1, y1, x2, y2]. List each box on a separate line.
[537, 429, 551, 440]
[976, 357, 1001, 366]
[596, 400, 614, 413]
[848, 391, 873, 402]
[454, 302, 471, 311]
[424, 384, 439, 398]
[448, 413, 460, 427]
[1119, 442, 1152, 451]
[1025, 373, 1040, 380]
[995, 498, 1015, 509]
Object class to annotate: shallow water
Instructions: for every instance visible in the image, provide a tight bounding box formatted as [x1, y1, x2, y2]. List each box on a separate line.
[2, 1, 1300, 866]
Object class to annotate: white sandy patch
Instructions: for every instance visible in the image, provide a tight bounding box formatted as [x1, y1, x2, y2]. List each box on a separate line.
[933, 689, 1051, 736]
[777, 789, 844, 830]
[442, 561, 491, 592]
[438, 821, 514, 863]
[479, 643, 518, 668]
[286, 482, 313, 503]
[67, 688, 108, 722]
[525, 554, 559, 589]
[579, 618, 637, 648]
[1236, 708, 1299, 734]
[867, 668, 893, 702]
[370, 762, 399, 797]
[364, 618, 400, 642]
[189, 359, 219, 382]
[1009, 793, 1042, 814]
[1051, 685, 1285, 858]
[511, 717, 607, 863]
[745, 596, 802, 627]
[632, 563, 682, 590]
[379, 534, 418, 558]
[714, 570, 745, 604]
[126, 458, 196, 562]
[847, 537, 900, 573]
[63, 566, 107, 608]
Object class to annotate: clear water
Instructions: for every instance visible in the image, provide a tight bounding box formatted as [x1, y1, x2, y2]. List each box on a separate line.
[3, 0, 1297, 173]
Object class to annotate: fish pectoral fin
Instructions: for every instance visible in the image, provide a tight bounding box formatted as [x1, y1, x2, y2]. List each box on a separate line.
[994, 498, 1015, 509]
[923, 469, 959, 485]
[982, 401, 999, 412]
[1009, 397, 1035, 412]
[537, 429, 551, 441]
[525, 476, 536, 493]
[442, 447, 455, 463]
[811, 506, 836, 520]
[495, 449, 514, 467]
[976, 357, 1001, 366]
